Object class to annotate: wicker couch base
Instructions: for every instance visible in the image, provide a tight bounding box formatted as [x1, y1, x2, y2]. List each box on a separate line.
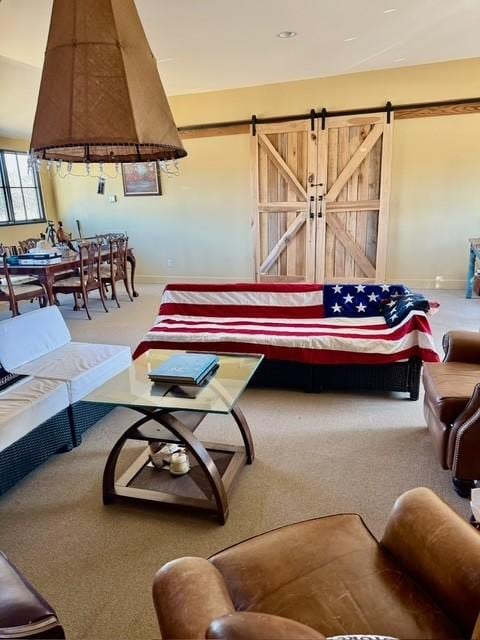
[0, 408, 72, 496]
[69, 401, 117, 446]
[251, 358, 422, 400]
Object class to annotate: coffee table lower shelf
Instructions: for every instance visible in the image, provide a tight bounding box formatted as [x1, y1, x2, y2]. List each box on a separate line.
[106, 442, 247, 523]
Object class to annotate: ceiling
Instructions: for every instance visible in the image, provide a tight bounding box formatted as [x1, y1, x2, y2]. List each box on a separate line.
[0, 0, 480, 96]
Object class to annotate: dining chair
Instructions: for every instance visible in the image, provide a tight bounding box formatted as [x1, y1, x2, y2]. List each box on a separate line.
[18, 238, 40, 253]
[100, 235, 133, 307]
[0, 254, 48, 317]
[0, 243, 38, 287]
[0, 245, 18, 257]
[52, 241, 108, 320]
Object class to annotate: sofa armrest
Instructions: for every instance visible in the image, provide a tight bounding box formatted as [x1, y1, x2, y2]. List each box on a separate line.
[381, 487, 480, 637]
[206, 612, 325, 640]
[153, 557, 235, 640]
[442, 330, 480, 363]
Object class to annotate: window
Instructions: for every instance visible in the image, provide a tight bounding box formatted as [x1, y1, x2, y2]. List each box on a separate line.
[0, 151, 45, 226]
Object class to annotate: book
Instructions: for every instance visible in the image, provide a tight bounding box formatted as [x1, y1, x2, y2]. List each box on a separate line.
[148, 353, 219, 385]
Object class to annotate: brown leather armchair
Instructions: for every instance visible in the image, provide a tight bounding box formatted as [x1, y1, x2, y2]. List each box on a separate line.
[0, 551, 64, 639]
[423, 330, 480, 497]
[153, 488, 480, 640]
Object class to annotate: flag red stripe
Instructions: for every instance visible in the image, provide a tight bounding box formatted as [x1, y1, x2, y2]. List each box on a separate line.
[160, 318, 388, 330]
[159, 303, 325, 319]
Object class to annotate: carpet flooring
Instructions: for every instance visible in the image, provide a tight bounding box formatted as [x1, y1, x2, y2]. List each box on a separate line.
[0, 286, 478, 640]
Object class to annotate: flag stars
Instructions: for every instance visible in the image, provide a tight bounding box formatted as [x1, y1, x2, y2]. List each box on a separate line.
[356, 302, 366, 313]
[355, 284, 366, 293]
[368, 292, 379, 302]
[331, 303, 342, 313]
[387, 300, 396, 308]
[332, 284, 343, 294]
[381, 284, 390, 292]
[343, 293, 354, 303]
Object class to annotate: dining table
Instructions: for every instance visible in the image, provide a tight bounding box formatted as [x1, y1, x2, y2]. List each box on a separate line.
[0, 247, 138, 306]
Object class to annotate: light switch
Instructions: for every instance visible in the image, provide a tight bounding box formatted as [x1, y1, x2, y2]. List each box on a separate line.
[109, 195, 117, 203]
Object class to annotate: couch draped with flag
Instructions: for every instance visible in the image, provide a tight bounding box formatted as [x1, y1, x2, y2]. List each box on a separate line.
[134, 283, 439, 399]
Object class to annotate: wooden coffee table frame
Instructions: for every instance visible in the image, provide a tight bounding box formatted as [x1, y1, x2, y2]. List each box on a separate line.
[103, 403, 254, 524]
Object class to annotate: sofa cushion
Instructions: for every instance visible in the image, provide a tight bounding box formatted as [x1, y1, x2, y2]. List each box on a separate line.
[11, 342, 132, 404]
[0, 306, 71, 371]
[210, 515, 460, 640]
[0, 377, 69, 453]
[423, 362, 480, 424]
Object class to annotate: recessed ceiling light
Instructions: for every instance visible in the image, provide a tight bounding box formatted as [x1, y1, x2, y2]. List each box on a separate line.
[344, 36, 357, 42]
[383, 8, 397, 13]
[394, 57, 407, 62]
[277, 31, 297, 38]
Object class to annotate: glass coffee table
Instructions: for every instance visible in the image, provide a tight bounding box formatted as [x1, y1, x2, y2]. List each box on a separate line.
[84, 349, 263, 524]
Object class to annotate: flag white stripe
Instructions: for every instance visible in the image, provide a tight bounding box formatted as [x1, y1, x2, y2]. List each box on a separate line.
[157, 314, 381, 327]
[162, 289, 324, 307]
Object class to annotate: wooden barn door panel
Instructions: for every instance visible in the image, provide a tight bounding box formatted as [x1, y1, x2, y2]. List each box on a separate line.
[252, 114, 392, 283]
[253, 121, 316, 282]
[319, 114, 392, 283]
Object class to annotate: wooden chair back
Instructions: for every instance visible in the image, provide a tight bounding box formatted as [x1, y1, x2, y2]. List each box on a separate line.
[0, 254, 15, 298]
[18, 238, 39, 253]
[110, 235, 128, 281]
[78, 241, 102, 286]
[0, 244, 18, 257]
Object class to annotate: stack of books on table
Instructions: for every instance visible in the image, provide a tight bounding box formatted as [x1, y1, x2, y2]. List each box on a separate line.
[148, 353, 219, 386]
[16, 251, 62, 265]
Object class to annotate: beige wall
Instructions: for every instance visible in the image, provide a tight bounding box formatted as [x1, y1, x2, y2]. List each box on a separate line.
[50, 58, 480, 287]
[0, 136, 58, 248]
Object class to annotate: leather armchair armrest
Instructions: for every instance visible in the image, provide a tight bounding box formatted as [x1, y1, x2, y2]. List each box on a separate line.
[442, 330, 480, 363]
[447, 383, 480, 475]
[206, 612, 326, 640]
[153, 557, 235, 640]
[381, 487, 480, 638]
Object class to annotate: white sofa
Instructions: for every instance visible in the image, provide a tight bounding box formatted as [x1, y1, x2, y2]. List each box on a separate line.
[0, 306, 132, 494]
[0, 377, 71, 494]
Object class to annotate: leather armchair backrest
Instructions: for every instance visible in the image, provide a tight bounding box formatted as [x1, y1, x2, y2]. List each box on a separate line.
[381, 488, 480, 637]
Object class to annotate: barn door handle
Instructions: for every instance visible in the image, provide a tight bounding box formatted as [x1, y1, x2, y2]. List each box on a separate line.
[317, 195, 323, 218]
[309, 195, 315, 219]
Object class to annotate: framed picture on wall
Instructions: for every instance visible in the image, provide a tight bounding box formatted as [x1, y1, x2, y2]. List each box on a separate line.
[121, 162, 162, 196]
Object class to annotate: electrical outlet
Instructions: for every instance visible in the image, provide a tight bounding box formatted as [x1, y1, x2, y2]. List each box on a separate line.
[167, 258, 174, 268]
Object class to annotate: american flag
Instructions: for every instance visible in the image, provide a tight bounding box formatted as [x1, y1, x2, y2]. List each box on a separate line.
[133, 283, 440, 365]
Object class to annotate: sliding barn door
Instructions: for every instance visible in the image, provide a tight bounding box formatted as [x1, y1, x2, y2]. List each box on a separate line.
[317, 113, 392, 283]
[252, 112, 392, 283]
[252, 121, 316, 282]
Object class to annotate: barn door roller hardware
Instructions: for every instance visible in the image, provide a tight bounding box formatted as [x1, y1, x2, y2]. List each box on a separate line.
[183, 95, 480, 139]
[386, 101, 393, 124]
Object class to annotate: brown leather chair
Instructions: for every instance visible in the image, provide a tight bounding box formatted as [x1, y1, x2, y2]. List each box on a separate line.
[423, 330, 480, 497]
[153, 488, 480, 640]
[0, 551, 64, 639]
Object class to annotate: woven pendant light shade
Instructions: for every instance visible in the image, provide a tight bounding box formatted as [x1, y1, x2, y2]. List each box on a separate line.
[30, 0, 187, 164]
